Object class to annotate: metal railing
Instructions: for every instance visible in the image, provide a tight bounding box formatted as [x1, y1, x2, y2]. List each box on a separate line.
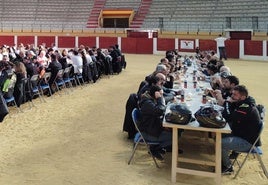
[0, 22, 267, 34]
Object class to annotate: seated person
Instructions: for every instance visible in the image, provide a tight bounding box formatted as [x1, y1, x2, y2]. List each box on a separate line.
[1, 62, 16, 99]
[46, 53, 62, 94]
[219, 65, 231, 74]
[221, 85, 262, 174]
[0, 61, 8, 92]
[201, 59, 219, 77]
[207, 64, 220, 90]
[137, 71, 181, 103]
[163, 63, 174, 89]
[137, 75, 160, 100]
[138, 85, 171, 160]
[163, 61, 181, 90]
[213, 75, 239, 105]
[158, 58, 169, 65]
[136, 64, 168, 94]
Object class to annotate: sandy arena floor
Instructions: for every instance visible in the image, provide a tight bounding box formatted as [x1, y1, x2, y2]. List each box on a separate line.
[0, 54, 267, 185]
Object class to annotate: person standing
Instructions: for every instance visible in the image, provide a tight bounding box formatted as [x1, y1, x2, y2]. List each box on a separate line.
[14, 62, 27, 107]
[215, 34, 228, 60]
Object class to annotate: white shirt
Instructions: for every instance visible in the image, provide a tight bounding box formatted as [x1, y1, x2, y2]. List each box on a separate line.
[215, 37, 227, 47]
[71, 55, 83, 74]
[85, 54, 93, 64]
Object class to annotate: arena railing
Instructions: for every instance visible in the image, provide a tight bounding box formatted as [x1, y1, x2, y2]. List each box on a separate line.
[0, 23, 267, 35]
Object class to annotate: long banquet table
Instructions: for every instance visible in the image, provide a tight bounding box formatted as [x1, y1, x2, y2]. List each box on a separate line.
[163, 64, 231, 185]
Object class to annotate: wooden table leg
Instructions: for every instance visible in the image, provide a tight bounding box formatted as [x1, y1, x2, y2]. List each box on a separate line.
[171, 127, 178, 183]
[215, 132, 222, 185]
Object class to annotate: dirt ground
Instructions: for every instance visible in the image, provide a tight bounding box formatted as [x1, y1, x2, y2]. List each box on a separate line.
[0, 54, 267, 185]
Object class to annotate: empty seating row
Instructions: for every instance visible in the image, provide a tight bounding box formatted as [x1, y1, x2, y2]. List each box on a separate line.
[0, 0, 267, 32]
[0, 0, 93, 31]
[143, 0, 268, 32]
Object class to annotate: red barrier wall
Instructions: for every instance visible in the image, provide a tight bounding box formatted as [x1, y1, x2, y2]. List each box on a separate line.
[78, 37, 96, 47]
[199, 40, 217, 51]
[244, 40, 262, 56]
[38, 36, 55, 47]
[17, 36, 34, 45]
[226, 40, 239, 58]
[0, 36, 14, 46]
[121, 38, 153, 54]
[136, 38, 153, 54]
[99, 37, 117, 49]
[121, 38, 137, 54]
[157, 38, 175, 51]
[127, 31, 148, 38]
[0, 35, 265, 59]
[230, 31, 251, 40]
[58, 36, 75, 48]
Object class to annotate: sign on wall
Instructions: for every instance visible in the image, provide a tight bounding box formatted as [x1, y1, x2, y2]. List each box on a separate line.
[180, 40, 194, 49]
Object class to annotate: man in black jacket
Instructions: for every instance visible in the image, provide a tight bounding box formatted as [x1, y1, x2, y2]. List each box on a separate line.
[221, 85, 262, 174]
[109, 46, 121, 74]
[139, 85, 172, 160]
[47, 53, 62, 93]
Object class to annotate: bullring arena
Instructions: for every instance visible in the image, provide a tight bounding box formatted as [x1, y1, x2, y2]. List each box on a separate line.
[1, 0, 268, 185]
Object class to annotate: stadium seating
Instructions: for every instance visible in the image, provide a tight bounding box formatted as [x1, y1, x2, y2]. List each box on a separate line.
[0, 0, 267, 32]
[104, 0, 140, 10]
[142, 0, 268, 32]
[0, 0, 93, 31]
[87, 0, 106, 28]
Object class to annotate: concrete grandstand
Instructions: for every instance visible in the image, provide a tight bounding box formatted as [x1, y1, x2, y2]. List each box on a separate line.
[0, 0, 268, 60]
[0, 0, 267, 33]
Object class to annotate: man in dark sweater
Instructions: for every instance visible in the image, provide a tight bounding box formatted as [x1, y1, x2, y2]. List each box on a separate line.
[221, 85, 262, 174]
[46, 53, 62, 93]
[139, 85, 172, 160]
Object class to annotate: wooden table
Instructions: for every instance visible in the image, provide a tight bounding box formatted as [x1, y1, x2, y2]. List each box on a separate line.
[163, 120, 231, 184]
[163, 64, 231, 184]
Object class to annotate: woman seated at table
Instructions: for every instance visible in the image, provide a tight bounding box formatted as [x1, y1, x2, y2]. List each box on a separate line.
[138, 85, 172, 160]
